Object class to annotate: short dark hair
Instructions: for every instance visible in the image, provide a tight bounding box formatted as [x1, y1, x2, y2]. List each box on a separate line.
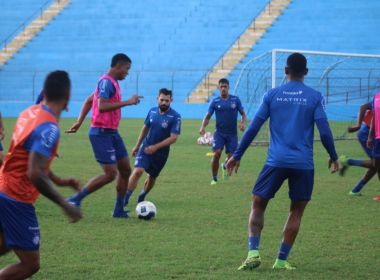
[43, 70, 71, 102]
[218, 78, 229, 85]
[111, 53, 132, 67]
[287, 53, 307, 75]
[159, 88, 172, 97]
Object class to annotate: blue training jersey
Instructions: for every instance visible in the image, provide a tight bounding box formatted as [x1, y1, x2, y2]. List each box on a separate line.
[256, 81, 327, 169]
[208, 95, 244, 134]
[89, 78, 117, 136]
[23, 105, 60, 157]
[142, 107, 181, 155]
[98, 78, 116, 99]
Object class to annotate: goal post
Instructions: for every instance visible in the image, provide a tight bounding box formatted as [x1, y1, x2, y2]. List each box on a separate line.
[233, 49, 380, 142]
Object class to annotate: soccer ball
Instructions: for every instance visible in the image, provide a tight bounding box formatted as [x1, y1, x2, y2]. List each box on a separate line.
[135, 201, 156, 220]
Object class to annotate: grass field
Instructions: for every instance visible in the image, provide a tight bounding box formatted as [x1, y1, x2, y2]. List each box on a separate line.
[1, 118, 379, 279]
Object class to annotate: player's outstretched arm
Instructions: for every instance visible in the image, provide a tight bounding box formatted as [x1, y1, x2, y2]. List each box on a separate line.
[48, 170, 81, 191]
[226, 157, 240, 176]
[239, 111, 247, 131]
[144, 134, 178, 155]
[315, 118, 339, 173]
[199, 113, 211, 135]
[66, 93, 94, 133]
[347, 102, 372, 133]
[28, 152, 82, 223]
[98, 94, 143, 112]
[132, 125, 149, 156]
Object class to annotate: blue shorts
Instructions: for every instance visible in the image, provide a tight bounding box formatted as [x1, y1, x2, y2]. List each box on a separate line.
[89, 131, 128, 164]
[0, 192, 40, 250]
[373, 139, 380, 159]
[253, 165, 314, 201]
[212, 131, 238, 154]
[134, 149, 169, 178]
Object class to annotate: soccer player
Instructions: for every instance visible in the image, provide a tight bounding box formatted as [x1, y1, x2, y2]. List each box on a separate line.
[199, 78, 246, 185]
[66, 53, 142, 218]
[367, 92, 380, 202]
[124, 88, 181, 206]
[226, 53, 339, 270]
[0, 71, 82, 279]
[339, 103, 379, 196]
[0, 112, 4, 167]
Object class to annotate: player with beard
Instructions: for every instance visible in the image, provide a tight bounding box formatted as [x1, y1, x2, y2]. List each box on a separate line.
[124, 88, 181, 206]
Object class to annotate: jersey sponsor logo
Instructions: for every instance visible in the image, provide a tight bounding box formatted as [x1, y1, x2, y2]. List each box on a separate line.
[41, 124, 59, 148]
[231, 102, 236, 109]
[276, 97, 307, 105]
[283, 90, 303, 95]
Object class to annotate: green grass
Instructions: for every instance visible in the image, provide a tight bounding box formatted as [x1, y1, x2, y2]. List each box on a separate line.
[1, 118, 379, 279]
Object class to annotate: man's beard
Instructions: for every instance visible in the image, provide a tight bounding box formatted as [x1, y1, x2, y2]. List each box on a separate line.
[159, 104, 169, 112]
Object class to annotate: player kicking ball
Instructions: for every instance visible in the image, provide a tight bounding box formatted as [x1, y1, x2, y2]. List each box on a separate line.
[124, 88, 181, 207]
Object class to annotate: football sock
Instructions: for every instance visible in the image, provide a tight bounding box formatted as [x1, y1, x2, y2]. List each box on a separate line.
[248, 236, 260, 251]
[212, 176, 217, 181]
[351, 179, 366, 193]
[347, 159, 363, 167]
[72, 187, 89, 201]
[124, 189, 134, 206]
[114, 194, 125, 212]
[277, 242, 292, 260]
[137, 191, 147, 203]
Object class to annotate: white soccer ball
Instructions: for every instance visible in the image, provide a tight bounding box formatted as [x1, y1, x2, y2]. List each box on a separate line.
[136, 201, 156, 220]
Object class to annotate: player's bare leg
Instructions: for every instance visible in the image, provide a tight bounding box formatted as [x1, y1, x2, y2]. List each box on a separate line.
[116, 157, 132, 197]
[124, 167, 144, 206]
[137, 175, 156, 203]
[272, 200, 308, 270]
[0, 232, 10, 256]
[211, 149, 222, 185]
[67, 163, 117, 207]
[238, 195, 268, 270]
[0, 249, 40, 279]
[112, 157, 132, 218]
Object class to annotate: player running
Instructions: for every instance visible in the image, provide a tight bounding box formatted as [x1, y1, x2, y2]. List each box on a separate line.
[227, 53, 339, 270]
[66, 53, 142, 218]
[0, 71, 82, 279]
[339, 102, 379, 196]
[367, 92, 380, 201]
[199, 78, 246, 185]
[124, 88, 181, 206]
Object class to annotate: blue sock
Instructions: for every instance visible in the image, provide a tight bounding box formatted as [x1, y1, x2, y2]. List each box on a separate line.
[352, 179, 366, 193]
[277, 242, 292, 260]
[114, 194, 125, 213]
[347, 159, 363, 167]
[72, 187, 89, 201]
[137, 191, 147, 203]
[248, 236, 260, 251]
[212, 176, 217, 181]
[124, 190, 134, 206]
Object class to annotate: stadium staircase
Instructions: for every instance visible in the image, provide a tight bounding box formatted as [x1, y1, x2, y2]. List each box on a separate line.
[0, 0, 70, 65]
[187, 0, 291, 103]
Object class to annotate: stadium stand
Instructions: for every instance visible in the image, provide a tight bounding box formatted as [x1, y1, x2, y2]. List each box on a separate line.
[0, 0, 268, 118]
[0, 0, 48, 43]
[229, 0, 380, 102]
[1, 0, 380, 119]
